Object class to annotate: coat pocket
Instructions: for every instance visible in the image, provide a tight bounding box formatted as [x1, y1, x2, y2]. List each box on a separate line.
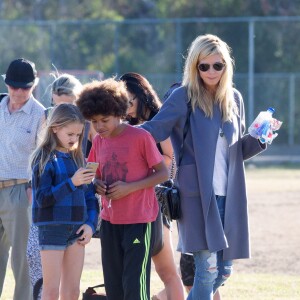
[177, 164, 200, 197]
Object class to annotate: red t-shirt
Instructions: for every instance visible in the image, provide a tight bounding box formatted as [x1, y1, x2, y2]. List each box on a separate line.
[88, 124, 163, 224]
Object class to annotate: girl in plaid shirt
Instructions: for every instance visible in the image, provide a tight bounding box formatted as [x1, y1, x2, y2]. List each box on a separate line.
[30, 103, 99, 300]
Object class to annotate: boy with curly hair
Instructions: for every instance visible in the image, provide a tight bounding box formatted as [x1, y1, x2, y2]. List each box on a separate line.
[76, 78, 169, 300]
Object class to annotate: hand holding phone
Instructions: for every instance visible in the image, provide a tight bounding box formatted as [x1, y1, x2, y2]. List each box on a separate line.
[85, 162, 99, 174]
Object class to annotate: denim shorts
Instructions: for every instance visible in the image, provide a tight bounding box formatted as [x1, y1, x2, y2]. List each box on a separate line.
[38, 224, 83, 251]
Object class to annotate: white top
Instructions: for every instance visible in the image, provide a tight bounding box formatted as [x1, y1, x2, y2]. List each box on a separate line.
[0, 95, 45, 180]
[213, 128, 229, 196]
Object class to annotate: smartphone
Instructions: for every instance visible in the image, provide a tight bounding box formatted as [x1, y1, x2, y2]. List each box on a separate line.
[86, 162, 99, 173]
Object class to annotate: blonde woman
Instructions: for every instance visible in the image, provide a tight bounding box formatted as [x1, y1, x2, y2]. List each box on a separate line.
[141, 34, 267, 299]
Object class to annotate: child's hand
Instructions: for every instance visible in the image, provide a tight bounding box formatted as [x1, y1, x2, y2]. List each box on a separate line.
[71, 168, 95, 186]
[77, 224, 93, 246]
[94, 178, 109, 196]
[107, 181, 132, 200]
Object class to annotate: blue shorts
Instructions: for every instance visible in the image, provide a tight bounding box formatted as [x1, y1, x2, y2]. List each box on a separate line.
[38, 224, 83, 251]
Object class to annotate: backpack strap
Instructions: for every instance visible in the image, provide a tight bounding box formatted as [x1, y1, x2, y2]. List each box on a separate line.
[82, 121, 91, 157]
[44, 107, 53, 119]
[163, 82, 182, 102]
[0, 93, 8, 102]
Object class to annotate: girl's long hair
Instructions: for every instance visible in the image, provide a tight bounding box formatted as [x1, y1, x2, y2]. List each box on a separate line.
[182, 34, 237, 122]
[30, 103, 85, 177]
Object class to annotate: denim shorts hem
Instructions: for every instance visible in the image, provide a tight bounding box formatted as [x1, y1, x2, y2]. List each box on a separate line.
[38, 224, 82, 250]
[40, 244, 68, 251]
[39, 237, 78, 251]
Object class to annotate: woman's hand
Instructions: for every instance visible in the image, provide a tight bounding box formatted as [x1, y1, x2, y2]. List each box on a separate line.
[77, 224, 93, 246]
[71, 168, 95, 186]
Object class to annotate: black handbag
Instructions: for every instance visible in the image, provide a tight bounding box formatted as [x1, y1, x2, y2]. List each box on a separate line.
[155, 102, 191, 221]
[82, 284, 106, 300]
[155, 179, 181, 220]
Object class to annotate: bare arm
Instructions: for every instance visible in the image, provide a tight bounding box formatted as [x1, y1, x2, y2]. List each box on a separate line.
[159, 138, 173, 168]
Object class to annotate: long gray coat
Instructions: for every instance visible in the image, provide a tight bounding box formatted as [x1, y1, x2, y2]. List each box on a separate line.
[141, 86, 266, 260]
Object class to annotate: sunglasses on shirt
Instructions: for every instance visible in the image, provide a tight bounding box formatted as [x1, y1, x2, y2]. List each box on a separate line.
[197, 62, 225, 72]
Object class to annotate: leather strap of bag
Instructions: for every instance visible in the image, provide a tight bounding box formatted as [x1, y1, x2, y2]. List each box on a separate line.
[0, 93, 8, 103]
[177, 101, 192, 168]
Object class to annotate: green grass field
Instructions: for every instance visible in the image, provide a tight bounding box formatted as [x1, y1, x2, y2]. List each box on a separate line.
[2, 268, 299, 300]
[78, 270, 300, 300]
[1, 166, 300, 299]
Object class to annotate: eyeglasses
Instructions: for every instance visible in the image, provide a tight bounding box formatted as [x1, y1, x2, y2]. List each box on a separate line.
[129, 96, 137, 107]
[197, 62, 225, 72]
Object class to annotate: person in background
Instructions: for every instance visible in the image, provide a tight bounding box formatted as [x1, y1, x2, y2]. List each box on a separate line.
[26, 73, 97, 300]
[180, 253, 221, 299]
[51, 73, 82, 105]
[0, 58, 45, 300]
[30, 103, 99, 300]
[120, 72, 184, 300]
[76, 78, 169, 300]
[45, 73, 96, 157]
[164, 82, 221, 300]
[140, 34, 267, 299]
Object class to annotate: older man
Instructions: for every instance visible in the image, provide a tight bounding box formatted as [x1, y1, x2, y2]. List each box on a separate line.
[0, 58, 45, 300]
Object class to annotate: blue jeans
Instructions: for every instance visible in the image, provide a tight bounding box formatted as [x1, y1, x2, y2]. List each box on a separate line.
[187, 196, 233, 300]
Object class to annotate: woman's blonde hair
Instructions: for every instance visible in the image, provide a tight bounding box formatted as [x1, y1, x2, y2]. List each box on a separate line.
[41, 73, 82, 106]
[182, 34, 237, 121]
[30, 103, 85, 177]
[51, 73, 82, 101]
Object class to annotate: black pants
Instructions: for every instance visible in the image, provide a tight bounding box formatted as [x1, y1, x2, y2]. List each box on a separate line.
[100, 220, 152, 300]
[180, 253, 195, 286]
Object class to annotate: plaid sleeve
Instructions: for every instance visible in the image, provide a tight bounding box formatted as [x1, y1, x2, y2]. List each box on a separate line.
[84, 183, 100, 232]
[33, 162, 76, 208]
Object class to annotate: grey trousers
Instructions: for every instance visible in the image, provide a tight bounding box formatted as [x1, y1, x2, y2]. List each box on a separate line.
[0, 183, 33, 300]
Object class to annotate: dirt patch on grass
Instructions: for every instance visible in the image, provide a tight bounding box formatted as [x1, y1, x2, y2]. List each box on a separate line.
[85, 167, 300, 276]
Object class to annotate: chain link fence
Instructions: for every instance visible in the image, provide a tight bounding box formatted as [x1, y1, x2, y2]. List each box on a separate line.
[0, 16, 299, 146]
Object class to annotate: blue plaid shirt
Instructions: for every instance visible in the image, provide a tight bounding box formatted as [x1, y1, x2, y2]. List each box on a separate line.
[32, 150, 99, 232]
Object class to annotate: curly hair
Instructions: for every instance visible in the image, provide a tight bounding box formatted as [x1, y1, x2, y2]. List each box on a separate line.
[76, 78, 129, 120]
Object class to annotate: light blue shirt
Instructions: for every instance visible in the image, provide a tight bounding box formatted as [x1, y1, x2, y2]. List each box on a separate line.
[0, 95, 45, 180]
